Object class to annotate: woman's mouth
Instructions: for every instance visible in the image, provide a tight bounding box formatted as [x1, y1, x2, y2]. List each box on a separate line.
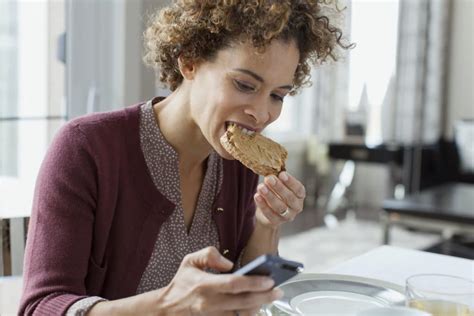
[225, 121, 257, 135]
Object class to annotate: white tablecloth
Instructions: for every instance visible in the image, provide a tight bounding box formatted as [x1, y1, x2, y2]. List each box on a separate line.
[325, 245, 474, 287]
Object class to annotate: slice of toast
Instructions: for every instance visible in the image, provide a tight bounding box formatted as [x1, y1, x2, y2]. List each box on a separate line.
[220, 123, 287, 176]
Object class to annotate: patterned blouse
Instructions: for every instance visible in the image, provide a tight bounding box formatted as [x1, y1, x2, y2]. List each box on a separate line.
[67, 100, 223, 314]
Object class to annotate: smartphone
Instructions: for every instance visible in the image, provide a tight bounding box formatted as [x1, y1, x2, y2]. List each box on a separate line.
[233, 254, 304, 287]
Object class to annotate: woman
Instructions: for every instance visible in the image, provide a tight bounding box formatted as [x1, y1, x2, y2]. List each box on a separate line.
[19, 1, 349, 315]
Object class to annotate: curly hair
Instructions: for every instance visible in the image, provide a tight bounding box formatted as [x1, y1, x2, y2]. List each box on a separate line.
[143, 0, 353, 94]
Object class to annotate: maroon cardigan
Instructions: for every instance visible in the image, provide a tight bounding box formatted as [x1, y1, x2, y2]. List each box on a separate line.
[19, 103, 259, 315]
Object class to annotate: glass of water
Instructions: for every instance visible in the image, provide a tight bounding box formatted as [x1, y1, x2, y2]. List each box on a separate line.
[406, 274, 474, 316]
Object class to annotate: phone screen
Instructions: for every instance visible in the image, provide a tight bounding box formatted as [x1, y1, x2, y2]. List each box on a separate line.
[233, 254, 304, 287]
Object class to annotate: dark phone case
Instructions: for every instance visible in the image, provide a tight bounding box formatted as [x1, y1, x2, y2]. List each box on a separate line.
[233, 254, 304, 287]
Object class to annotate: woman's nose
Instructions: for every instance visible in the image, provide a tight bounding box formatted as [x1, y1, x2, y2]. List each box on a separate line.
[244, 101, 271, 126]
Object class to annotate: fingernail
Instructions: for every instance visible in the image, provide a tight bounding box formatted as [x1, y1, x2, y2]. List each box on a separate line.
[298, 189, 306, 198]
[272, 288, 284, 299]
[263, 278, 275, 288]
[279, 172, 289, 182]
[268, 176, 277, 186]
[255, 194, 263, 202]
[260, 185, 268, 194]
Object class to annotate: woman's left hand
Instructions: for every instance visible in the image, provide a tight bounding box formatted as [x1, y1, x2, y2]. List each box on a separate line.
[254, 171, 306, 228]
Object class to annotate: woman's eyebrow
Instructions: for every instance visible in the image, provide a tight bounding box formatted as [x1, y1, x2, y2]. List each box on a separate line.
[233, 68, 293, 91]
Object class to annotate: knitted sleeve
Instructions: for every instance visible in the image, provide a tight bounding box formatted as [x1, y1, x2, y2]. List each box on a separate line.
[19, 122, 99, 315]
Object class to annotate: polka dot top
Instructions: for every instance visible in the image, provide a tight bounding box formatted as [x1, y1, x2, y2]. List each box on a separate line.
[136, 100, 223, 293]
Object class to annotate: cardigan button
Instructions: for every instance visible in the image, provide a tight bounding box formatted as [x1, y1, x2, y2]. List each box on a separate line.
[223, 249, 229, 256]
[216, 207, 224, 212]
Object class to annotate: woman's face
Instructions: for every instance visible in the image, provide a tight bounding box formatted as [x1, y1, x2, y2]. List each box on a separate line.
[187, 39, 300, 159]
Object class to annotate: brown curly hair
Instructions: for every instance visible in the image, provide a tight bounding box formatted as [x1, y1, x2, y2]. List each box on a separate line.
[143, 0, 353, 94]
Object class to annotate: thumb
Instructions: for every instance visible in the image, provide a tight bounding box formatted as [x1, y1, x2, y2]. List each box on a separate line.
[184, 246, 234, 272]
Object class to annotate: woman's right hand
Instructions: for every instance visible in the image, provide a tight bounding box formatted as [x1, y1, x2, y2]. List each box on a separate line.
[88, 247, 282, 316]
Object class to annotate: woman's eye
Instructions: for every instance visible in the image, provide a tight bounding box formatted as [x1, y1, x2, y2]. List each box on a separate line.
[271, 93, 284, 102]
[234, 80, 255, 92]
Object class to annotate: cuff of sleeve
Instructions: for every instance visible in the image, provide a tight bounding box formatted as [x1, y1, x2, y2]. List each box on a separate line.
[35, 293, 89, 315]
[66, 296, 107, 316]
[235, 247, 246, 270]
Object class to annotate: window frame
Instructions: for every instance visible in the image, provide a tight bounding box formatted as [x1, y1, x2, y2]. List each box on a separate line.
[0, 0, 65, 217]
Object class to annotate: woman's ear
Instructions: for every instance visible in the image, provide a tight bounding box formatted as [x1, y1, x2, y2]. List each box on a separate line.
[177, 56, 198, 80]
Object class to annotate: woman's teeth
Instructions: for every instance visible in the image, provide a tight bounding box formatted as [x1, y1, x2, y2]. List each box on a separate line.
[226, 122, 255, 135]
[241, 127, 255, 135]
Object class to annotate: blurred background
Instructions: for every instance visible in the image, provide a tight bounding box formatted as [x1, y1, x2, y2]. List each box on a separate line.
[0, 0, 473, 306]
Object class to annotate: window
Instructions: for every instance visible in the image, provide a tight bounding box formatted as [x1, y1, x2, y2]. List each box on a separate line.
[0, 0, 18, 176]
[0, 0, 65, 215]
[346, 0, 400, 145]
[266, 1, 400, 144]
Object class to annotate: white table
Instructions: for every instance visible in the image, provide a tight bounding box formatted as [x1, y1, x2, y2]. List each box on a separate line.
[325, 245, 474, 287]
[0, 276, 22, 315]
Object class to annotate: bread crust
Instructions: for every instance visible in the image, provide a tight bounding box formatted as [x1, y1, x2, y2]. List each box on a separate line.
[220, 124, 287, 176]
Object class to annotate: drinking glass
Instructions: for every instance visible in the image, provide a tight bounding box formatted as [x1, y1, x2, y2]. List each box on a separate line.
[406, 274, 474, 316]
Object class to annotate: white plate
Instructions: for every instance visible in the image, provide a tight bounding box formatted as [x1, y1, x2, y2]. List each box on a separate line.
[356, 307, 432, 316]
[291, 290, 386, 315]
[264, 274, 405, 316]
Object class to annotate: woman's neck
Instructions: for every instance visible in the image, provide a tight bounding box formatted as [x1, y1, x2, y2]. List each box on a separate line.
[152, 89, 212, 174]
